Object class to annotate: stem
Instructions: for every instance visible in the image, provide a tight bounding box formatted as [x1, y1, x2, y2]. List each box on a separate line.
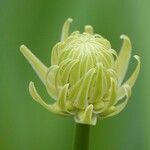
[73, 123, 90, 150]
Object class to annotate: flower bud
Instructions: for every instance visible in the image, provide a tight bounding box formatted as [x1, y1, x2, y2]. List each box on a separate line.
[20, 18, 140, 125]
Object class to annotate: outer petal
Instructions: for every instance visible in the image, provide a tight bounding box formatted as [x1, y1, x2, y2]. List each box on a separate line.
[20, 45, 48, 85]
[29, 82, 52, 111]
[45, 65, 59, 99]
[29, 81, 68, 115]
[116, 35, 131, 85]
[102, 84, 131, 118]
[125, 55, 141, 87]
[61, 18, 73, 41]
[117, 55, 140, 100]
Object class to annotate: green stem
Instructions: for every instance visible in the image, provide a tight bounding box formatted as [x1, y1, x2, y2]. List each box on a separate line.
[73, 123, 90, 150]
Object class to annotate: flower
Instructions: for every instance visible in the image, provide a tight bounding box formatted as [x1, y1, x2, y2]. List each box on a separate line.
[20, 18, 140, 125]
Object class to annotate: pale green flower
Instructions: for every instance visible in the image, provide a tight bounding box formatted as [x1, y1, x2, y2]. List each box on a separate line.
[20, 18, 140, 125]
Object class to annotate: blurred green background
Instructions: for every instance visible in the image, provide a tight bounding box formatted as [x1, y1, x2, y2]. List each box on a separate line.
[0, 0, 149, 150]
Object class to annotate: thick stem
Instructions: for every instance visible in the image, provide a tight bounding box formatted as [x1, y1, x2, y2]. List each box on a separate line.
[73, 123, 90, 150]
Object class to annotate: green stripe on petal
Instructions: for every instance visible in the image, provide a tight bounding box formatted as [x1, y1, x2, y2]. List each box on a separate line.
[108, 78, 117, 107]
[73, 68, 96, 109]
[61, 59, 79, 84]
[56, 84, 69, 110]
[51, 42, 63, 65]
[45, 65, 59, 100]
[90, 63, 104, 103]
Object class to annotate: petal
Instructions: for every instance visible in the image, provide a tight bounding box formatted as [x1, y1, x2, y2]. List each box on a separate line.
[102, 84, 131, 118]
[69, 59, 81, 86]
[93, 101, 105, 114]
[72, 68, 96, 109]
[84, 25, 94, 34]
[75, 104, 97, 125]
[45, 65, 59, 100]
[116, 35, 132, 84]
[61, 18, 73, 41]
[29, 81, 52, 111]
[98, 78, 117, 115]
[61, 59, 79, 85]
[29, 81, 68, 115]
[55, 59, 72, 89]
[20, 45, 48, 85]
[108, 78, 117, 107]
[89, 63, 104, 103]
[125, 55, 141, 87]
[51, 42, 63, 65]
[117, 55, 140, 99]
[56, 84, 69, 110]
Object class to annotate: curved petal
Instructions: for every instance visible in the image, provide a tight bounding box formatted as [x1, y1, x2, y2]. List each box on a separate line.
[97, 78, 117, 116]
[116, 35, 132, 85]
[29, 81, 52, 111]
[108, 78, 117, 107]
[72, 68, 96, 109]
[103, 84, 131, 118]
[125, 55, 141, 87]
[61, 18, 73, 41]
[20, 45, 48, 85]
[29, 81, 68, 115]
[55, 59, 72, 89]
[89, 63, 104, 103]
[56, 84, 69, 110]
[61, 59, 79, 85]
[45, 65, 59, 100]
[51, 42, 63, 65]
[117, 55, 140, 99]
[75, 104, 97, 125]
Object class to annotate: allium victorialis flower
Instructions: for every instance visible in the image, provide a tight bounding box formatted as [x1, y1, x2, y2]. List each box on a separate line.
[20, 18, 140, 125]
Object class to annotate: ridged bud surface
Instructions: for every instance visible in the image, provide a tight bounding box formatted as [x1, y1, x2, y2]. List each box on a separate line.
[20, 18, 140, 125]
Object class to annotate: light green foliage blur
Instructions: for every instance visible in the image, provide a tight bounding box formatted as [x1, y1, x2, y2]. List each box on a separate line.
[0, 0, 149, 150]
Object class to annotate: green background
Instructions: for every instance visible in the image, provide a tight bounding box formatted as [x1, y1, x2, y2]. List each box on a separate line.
[0, 0, 149, 150]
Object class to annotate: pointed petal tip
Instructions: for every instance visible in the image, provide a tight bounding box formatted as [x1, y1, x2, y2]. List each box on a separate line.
[120, 34, 131, 46]
[123, 54, 141, 88]
[134, 55, 140, 61]
[133, 55, 141, 69]
[120, 34, 129, 40]
[29, 81, 35, 95]
[19, 45, 31, 56]
[67, 18, 73, 23]
[29, 81, 34, 87]
[20, 44, 25, 49]
[28, 81, 37, 101]
[87, 104, 94, 109]
[20, 44, 27, 52]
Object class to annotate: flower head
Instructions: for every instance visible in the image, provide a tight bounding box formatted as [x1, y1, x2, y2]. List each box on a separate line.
[20, 18, 140, 125]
